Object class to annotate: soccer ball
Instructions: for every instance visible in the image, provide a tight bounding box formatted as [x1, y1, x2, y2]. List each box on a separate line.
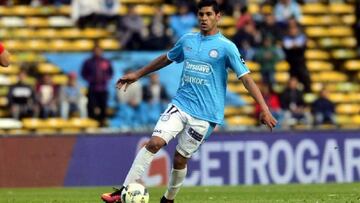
[121, 183, 149, 203]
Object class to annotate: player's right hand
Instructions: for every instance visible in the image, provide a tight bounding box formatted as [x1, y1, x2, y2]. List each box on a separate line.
[116, 72, 140, 91]
[259, 111, 277, 132]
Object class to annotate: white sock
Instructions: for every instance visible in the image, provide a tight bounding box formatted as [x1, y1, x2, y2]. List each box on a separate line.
[123, 147, 155, 186]
[164, 167, 187, 200]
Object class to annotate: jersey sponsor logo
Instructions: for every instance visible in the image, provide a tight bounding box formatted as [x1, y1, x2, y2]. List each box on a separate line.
[209, 49, 219, 58]
[184, 60, 212, 75]
[188, 127, 203, 142]
[183, 74, 208, 85]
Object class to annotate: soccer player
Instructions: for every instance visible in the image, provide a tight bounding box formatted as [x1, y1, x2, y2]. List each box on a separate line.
[0, 42, 10, 67]
[101, 1, 277, 203]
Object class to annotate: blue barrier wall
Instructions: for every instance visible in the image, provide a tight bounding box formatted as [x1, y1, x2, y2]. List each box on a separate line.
[0, 131, 359, 187]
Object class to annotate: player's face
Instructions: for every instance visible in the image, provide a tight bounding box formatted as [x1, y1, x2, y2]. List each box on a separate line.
[197, 6, 220, 35]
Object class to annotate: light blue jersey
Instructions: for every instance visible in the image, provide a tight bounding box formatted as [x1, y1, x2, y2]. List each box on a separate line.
[167, 32, 250, 124]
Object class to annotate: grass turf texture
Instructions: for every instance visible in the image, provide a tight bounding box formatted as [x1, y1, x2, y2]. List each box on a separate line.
[0, 183, 359, 203]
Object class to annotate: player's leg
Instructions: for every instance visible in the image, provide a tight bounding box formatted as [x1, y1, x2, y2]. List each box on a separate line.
[161, 151, 188, 203]
[161, 111, 216, 202]
[102, 104, 185, 203]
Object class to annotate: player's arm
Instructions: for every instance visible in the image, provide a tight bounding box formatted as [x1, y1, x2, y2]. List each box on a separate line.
[0, 43, 10, 67]
[117, 54, 172, 91]
[240, 74, 277, 130]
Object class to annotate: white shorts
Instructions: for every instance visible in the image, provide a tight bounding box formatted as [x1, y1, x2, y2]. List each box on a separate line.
[152, 104, 216, 158]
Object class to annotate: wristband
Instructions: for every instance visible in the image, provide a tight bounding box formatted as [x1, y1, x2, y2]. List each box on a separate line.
[0, 43, 4, 54]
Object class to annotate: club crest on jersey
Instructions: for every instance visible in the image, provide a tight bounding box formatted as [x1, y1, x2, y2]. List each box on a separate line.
[209, 49, 219, 58]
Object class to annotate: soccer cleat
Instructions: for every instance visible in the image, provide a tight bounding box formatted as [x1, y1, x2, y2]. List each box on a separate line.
[101, 187, 123, 203]
[160, 196, 174, 203]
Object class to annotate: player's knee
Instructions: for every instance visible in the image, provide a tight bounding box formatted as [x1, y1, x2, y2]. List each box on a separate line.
[145, 137, 166, 154]
[173, 151, 187, 169]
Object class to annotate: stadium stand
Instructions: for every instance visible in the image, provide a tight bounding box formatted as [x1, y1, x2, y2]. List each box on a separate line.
[0, 0, 358, 134]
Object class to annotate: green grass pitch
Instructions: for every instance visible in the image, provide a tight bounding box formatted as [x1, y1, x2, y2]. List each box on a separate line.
[0, 183, 359, 203]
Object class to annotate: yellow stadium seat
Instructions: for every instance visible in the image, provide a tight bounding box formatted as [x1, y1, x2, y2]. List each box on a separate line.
[58, 5, 71, 15]
[60, 28, 82, 38]
[161, 4, 176, 15]
[226, 116, 257, 126]
[72, 39, 94, 51]
[329, 3, 354, 14]
[305, 27, 328, 38]
[241, 95, 255, 104]
[328, 26, 353, 37]
[332, 49, 357, 59]
[227, 72, 238, 82]
[26, 39, 48, 51]
[0, 64, 20, 74]
[318, 38, 340, 48]
[251, 72, 262, 82]
[246, 61, 260, 72]
[12, 6, 37, 16]
[223, 27, 236, 37]
[306, 60, 333, 71]
[38, 63, 61, 74]
[25, 17, 49, 27]
[52, 74, 68, 85]
[82, 28, 109, 38]
[219, 16, 235, 27]
[69, 118, 99, 129]
[304, 93, 317, 104]
[99, 38, 121, 50]
[341, 14, 356, 25]
[311, 82, 323, 92]
[0, 97, 8, 107]
[49, 39, 72, 51]
[45, 118, 69, 129]
[344, 60, 360, 71]
[336, 104, 360, 114]
[22, 118, 47, 129]
[37, 28, 58, 38]
[318, 15, 341, 25]
[135, 5, 156, 15]
[328, 93, 347, 103]
[13, 28, 36, 38]
[248, 3, 259, 14]
[0, 6, 11, 15]
[311, 71, 348, 83]
[348, 93, 360, 102]
[275, 61, 289, 72]
[306, 39, 317, 48]
[301, 3, 328, 14]
[353, 115, 360, 125]
[341, 37, 357, 48]
[300, 15, 318, 26]
[305, 49, 330, 60]
[275, 72, 290, 83]
[3, 40, 25, 51]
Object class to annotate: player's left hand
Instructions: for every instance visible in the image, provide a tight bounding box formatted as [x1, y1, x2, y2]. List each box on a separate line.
[259, 111, 277, 131]
[116, 72, 140, 91]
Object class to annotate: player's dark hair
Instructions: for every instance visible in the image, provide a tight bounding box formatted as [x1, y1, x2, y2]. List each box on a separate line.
[197, 0, 220, 14]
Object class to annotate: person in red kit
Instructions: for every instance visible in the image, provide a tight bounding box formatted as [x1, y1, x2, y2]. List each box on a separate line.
[0, 42, 10, 67]
[81, 44, 113, 126]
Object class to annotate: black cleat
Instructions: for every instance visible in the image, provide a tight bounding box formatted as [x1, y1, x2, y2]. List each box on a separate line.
[160, 196, 174, 203]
